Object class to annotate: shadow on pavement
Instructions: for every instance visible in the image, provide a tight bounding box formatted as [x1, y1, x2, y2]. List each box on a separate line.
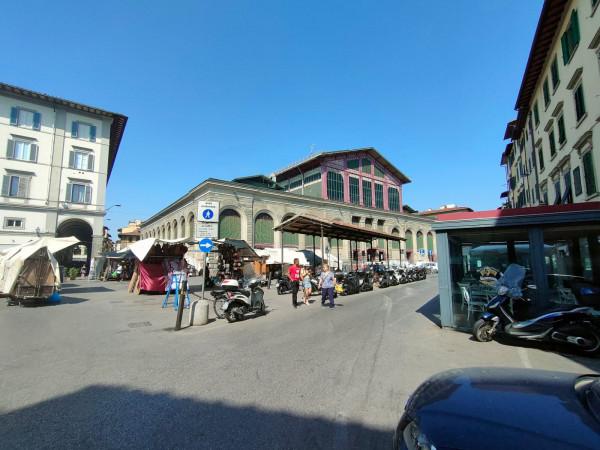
[416, 295, 441, 327]
[61, 286, 115, 295]
[0, 385, 390, 449]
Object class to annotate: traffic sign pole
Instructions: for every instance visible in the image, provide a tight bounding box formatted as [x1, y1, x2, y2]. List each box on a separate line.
[201, 252, 207, 300]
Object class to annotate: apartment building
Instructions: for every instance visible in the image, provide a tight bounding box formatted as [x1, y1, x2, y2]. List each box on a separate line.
[0, 82, 127, 261]
[501, 0, 600, 207]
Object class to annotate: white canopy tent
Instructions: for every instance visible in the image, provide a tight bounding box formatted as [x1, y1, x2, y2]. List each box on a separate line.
[0, 236, 79, 295]
[128, 237, 195, 262]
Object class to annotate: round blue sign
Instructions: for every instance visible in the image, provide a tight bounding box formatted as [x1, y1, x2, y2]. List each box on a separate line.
[199, 238, 213, 253]
[202, 209, 214, 220]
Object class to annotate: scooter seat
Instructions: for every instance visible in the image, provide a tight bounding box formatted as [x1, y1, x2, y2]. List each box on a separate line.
[211, 289, 225, 295]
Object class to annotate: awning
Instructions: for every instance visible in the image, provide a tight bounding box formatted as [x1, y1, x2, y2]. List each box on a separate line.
[272, 214, 404, 243]
[214, 239, 260, 260]
[129, 237, 195, 261]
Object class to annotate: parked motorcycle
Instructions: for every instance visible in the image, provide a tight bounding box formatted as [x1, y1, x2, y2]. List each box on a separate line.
[473, 264, 600, 354]
[341, 272, 361, 295]
[221, 277, 267, 323]
[387, 270, 400, 286]
[378, 270, 392, 288]
[276, 275, 292, 295]
[357, 271, 374, 292]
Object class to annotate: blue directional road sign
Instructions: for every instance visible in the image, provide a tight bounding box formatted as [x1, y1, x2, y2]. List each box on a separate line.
[202, 209, 214, 220]
[199, 238, 213, 253]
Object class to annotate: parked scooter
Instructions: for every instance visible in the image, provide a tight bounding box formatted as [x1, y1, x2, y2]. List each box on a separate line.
[357, 271, 374, 292]
[387, 269, 400, 286]
[473, 264, 600, 354]
[221, 277, 267, 323]
[276, 275, 292, 295]
[378, 270, 392, 288]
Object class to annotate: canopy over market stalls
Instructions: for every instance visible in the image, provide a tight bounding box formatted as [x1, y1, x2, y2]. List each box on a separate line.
[273, 214, 404, 270]
[0, 236, 79, 298]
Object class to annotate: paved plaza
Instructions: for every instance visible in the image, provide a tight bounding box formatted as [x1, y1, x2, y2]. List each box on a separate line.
[1, 277, 598, 449]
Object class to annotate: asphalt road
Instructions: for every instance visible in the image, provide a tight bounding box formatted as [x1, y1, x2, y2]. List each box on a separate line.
[1, 277, 598, 449]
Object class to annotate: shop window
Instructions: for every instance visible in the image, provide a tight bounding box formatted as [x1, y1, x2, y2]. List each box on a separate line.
[583, 151, 598, 196]
[550, 56, 560, 90]
[2, 173, 30, 198]
[349, 177, 360, 204]
[10, 107, 41, 130]
[361, 158, 371, 174]
[254, 213, 274, 246]
[374, 184, 383, 208]
[447, 229, 530, 331]
[362, 180, 372, 207]
[543, 225, 600, 307]
[6, 138, 38, 162]
[218, 209, 241, 239]
[574, 83, 586, 122]
[347, 159, 359, 170]
[326, 171, 344, 202]
[573, 166, 583, 196]
[561, 9, 580, 65]
[388, 187, 400, 211]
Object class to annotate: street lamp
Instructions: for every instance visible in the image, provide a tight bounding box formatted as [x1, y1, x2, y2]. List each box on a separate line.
[106, 204, 122, 212]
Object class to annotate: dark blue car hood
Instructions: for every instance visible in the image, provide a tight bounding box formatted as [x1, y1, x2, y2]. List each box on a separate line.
[404, 367, 600, 450]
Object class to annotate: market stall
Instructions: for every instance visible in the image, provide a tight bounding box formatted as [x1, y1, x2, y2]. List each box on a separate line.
[0, 236, 79, 305]
[128, 237, 195, 294]
[211, 239, 264, 281]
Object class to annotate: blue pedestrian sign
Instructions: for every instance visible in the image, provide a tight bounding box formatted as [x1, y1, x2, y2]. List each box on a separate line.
[197, 201, 219, 223]
[199, 238, 213, 253]
[202, 209, 214, 220]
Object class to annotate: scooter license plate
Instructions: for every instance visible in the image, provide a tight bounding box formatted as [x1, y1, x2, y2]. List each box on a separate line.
[222, 302, 229, 310]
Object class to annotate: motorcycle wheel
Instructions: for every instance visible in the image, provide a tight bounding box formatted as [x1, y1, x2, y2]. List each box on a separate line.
[277, 285, 284, 295]
[213, 297, 226, 319]
[473, 319, 494, 342]
[572, 326, 600, 354]
[224, 309, 238, 323]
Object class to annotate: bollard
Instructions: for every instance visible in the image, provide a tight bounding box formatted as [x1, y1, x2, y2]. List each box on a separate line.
[190, 299, 209, 326]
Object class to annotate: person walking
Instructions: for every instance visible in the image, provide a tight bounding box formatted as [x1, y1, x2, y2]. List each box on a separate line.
[288, 258, 301, 308]
[319, 263, 335, 308]
[301, 266, 312, 305]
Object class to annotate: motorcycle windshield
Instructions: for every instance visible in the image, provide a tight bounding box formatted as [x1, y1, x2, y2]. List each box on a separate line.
[496, 264, 526, 297]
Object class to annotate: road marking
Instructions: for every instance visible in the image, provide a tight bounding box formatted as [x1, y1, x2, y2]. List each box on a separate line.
[518, 347, 532, 368]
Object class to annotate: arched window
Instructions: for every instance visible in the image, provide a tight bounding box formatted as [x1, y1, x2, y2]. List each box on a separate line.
[417, 231, 424, 250]
[180, 217, 186, 238]
[391, 228, 400, 249]
[282, 215, 298, 247]
[427, 232, 434, 253]
[405, 230, 413, 251]
[219, 209, 241, 239]
[188, 212, 195, 238]
[172, 220, 178, 240]
[254, 213, 274, 247]
[166, 223, 171, 240]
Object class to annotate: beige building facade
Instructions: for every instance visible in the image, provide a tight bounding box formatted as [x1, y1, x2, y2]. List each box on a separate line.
[0, 82, 127, 259]
[502, 0, 600, 207]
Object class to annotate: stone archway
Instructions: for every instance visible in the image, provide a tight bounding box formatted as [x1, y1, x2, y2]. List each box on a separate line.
[56, 218, 94, 267]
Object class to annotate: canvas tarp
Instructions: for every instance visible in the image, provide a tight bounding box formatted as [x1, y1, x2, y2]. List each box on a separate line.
[128, 237, 195, 262]
[0, 236, 79, 295]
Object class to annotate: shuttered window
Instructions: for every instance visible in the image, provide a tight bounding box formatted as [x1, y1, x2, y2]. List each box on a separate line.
[538, 147, 545, 171]
[254, 213, 274, 245]
[549, 131, 556, 157]
[557, 115, 567, 144]
[218, 209, 241, 239]
[583, 152, 597, 196]
[362, 180, 372, 207]
[66, 182, 92, 204]
[405, 231, 413, 251]
[543, 78, 550, 108]
[550, 57, 560, 89]
[388, 187, 400, 211]
[2, 174, 30, 198]
[574, 84, 586, 122]
[374, 184, 383, 208]
[533, 102, 540, 127]
[69, 149, 95, 171]
[7, 139, 38, 162]
[10, 107, 41, 130]
[71, 121, 97, 142]
[326, 171, 344, 202]
[349, 177, 360, 204]
[561, 9, 580, 65]
[573, 166, 583, 196]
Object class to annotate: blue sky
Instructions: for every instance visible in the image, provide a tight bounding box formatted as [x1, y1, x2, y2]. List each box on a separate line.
[1, 0, 542, 232]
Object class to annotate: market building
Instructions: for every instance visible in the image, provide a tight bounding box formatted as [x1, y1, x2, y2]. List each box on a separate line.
[0, 82, 127, 262]
[501, 0, 600, 208]
[140, 148, 436, 269]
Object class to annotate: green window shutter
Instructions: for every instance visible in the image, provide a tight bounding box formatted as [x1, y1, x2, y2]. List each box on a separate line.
[87, 153, 94, 171]
[254, 213, 274, 245]
[557, 116, 566, 143]
[575, 84, 586, 121]
[10, 107, 19, 126]
[84, 185, 92, 204]
[1, 175, 9, 196]
[538, 148, 544, 171]
[573, 167, 582, 196]
[571, 10, 580, 46]
[33, 112, 41, 130]
[90, 125, 97, 142]
[427, 233, 434, 253]
[583, 152, 597, 195]
[6, 139, 14, 158]
[405, 231, 413, 250]
[543, 79, 550, 107]
[219, 210, 241, 239]
[66, 183, 72, 202]
[69, 151, 75, 168]
[561, 33, 569, 65]
[71, 121, 79, 138]
[533, 102, 539, 126]
[549, 132, 556, 157]
[417, 232, 424, 250]
[18, 176, 30, 198]
[550, 57, 559, 89]
[30, 144, 38, 162]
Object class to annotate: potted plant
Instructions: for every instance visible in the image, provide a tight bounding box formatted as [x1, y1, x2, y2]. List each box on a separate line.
[68, 267, 79, 280]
